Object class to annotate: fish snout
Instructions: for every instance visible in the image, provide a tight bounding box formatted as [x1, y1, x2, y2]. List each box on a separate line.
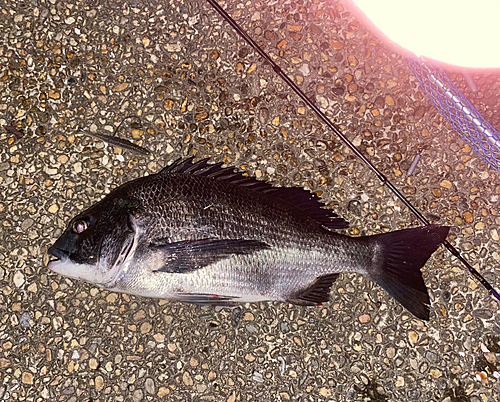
[48, 246, 69, 262]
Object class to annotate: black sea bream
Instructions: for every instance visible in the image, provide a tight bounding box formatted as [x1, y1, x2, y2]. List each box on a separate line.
[48, 158, 449, 320]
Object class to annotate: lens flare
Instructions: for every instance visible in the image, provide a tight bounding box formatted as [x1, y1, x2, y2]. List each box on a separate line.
[349, 0, 500, 69]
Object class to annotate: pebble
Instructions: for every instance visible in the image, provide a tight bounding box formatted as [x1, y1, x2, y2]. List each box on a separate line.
[132, 389, 143, 402]
[20, 312, 31, 328]
[252, 372, 264, 383]
[408, 331, 418, 347]
[95, 376, 104, 391]
[358, 314, 370, 323]
[48, 204, 59, 214]
[157, 387, 170, 397]
[13, 271, 25, 287]
[386, 347, 396, 359]
[440, 180, 453, 189]
[140, 322, 152, 334]
[182, 371, 193, 386]
[22, 372, 33, 385]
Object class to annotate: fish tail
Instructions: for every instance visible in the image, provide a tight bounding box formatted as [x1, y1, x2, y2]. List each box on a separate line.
[364, 225, 450, 320]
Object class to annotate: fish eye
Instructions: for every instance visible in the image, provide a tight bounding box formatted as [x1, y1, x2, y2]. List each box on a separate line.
[72, 219, 89, 234]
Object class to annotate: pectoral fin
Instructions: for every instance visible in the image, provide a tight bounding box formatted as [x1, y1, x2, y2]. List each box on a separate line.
[150, 238, 271, 273]
[174, 293, 241, 306]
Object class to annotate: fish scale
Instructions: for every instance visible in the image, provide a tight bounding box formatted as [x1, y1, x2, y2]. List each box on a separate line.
[48, 158, 450, 320]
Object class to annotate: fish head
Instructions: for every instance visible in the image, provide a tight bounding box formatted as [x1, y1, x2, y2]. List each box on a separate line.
[48, 196, 140, 288]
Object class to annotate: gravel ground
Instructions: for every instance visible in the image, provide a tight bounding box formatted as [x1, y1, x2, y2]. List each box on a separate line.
[1, 0, 499, 401]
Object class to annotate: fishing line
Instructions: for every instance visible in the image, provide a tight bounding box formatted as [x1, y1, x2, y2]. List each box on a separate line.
[206, 0, 500, 302]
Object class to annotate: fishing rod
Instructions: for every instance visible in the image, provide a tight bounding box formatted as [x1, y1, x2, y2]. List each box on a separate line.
[206, 0, 500, 302]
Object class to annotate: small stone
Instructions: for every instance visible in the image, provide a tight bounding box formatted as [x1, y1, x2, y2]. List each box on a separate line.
[20, 312, 31, 328]
[396, 376, 405, 387]
[299, 64, 310, 76]
[13, 271, 25, 287]
[21, 218, 34, 231]
[272, 116, 280, 126]
[157, 387, 170, 397]
[153, 333, 165, 343]
[164, 99, 174, 110]
[57, 155, 68, 164]
[330, 41, 344, 49]
[385, 95, 395, 105]
[140, 322, 152, 334]
[133, 389, 143, 402]
[252, 372, 264, 383]
[133, 310, 146, 321]
[95, 376, 104, 391]
[89, 358, 99, 370]
[131, 129, 144, 139]
[408, 331, 418, 346]
[48, 90, 60, 99]
[22, 372, 33, 384]
[189, 357, 199, 367]
[243, 312, 254, 321]
[166, 43, 181, 52]
[245, 354, 256, 362]
[386, 347, 396, 359]
[293, 336, 302, 347]
[463, 212, 473, 223]
[475, 222, 485, 230]
[287, 24, 303, 32]
[145, 378, 155, 394]
[348, 55, 358, 66]
[0, 358, 10, 368]
[440, 180, 452, 189]
[432, 188, 442, 197]
[358, 314, 370, 323]
[430, 369, 442, 378]
[319, 388, 331, 397]
[48, 204, 59, 214]
[112, 83, 129, 92]
[414, 106, 426, 119]
[106, 293, 118, 303]
[41, 387, 49, 399]
[491, 229, 499, 241]
[183, 371, 193, 386]
[142, 37, 150, 47]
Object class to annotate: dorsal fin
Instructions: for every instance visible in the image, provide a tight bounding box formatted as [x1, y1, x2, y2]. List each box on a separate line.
[160, 158, 348, 230]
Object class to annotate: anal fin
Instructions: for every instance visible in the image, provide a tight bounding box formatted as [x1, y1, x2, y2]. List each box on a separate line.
[287, 273, 340, 306]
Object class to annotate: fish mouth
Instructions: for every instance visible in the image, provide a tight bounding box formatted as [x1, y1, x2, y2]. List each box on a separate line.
[48, 246, 69, 262]
[47, 246, 71, 274]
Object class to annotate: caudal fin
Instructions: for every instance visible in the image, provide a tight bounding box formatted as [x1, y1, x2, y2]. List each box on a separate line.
[365, 225, 450, 320]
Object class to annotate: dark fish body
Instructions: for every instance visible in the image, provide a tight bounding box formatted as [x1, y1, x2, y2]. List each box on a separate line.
[48, 158, 449, 320]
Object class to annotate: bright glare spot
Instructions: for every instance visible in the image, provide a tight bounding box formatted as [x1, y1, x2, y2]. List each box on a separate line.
[351, 0, 500, 68]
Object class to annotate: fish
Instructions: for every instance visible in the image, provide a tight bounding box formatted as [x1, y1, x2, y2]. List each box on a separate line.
[47, 157, 450, 320]
[78, 129, 151, 155]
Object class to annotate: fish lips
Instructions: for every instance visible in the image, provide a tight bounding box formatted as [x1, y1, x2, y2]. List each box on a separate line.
[47, 246, 71, 274]
[48, 246, 69, 262]
[47, 245, 101, 284]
